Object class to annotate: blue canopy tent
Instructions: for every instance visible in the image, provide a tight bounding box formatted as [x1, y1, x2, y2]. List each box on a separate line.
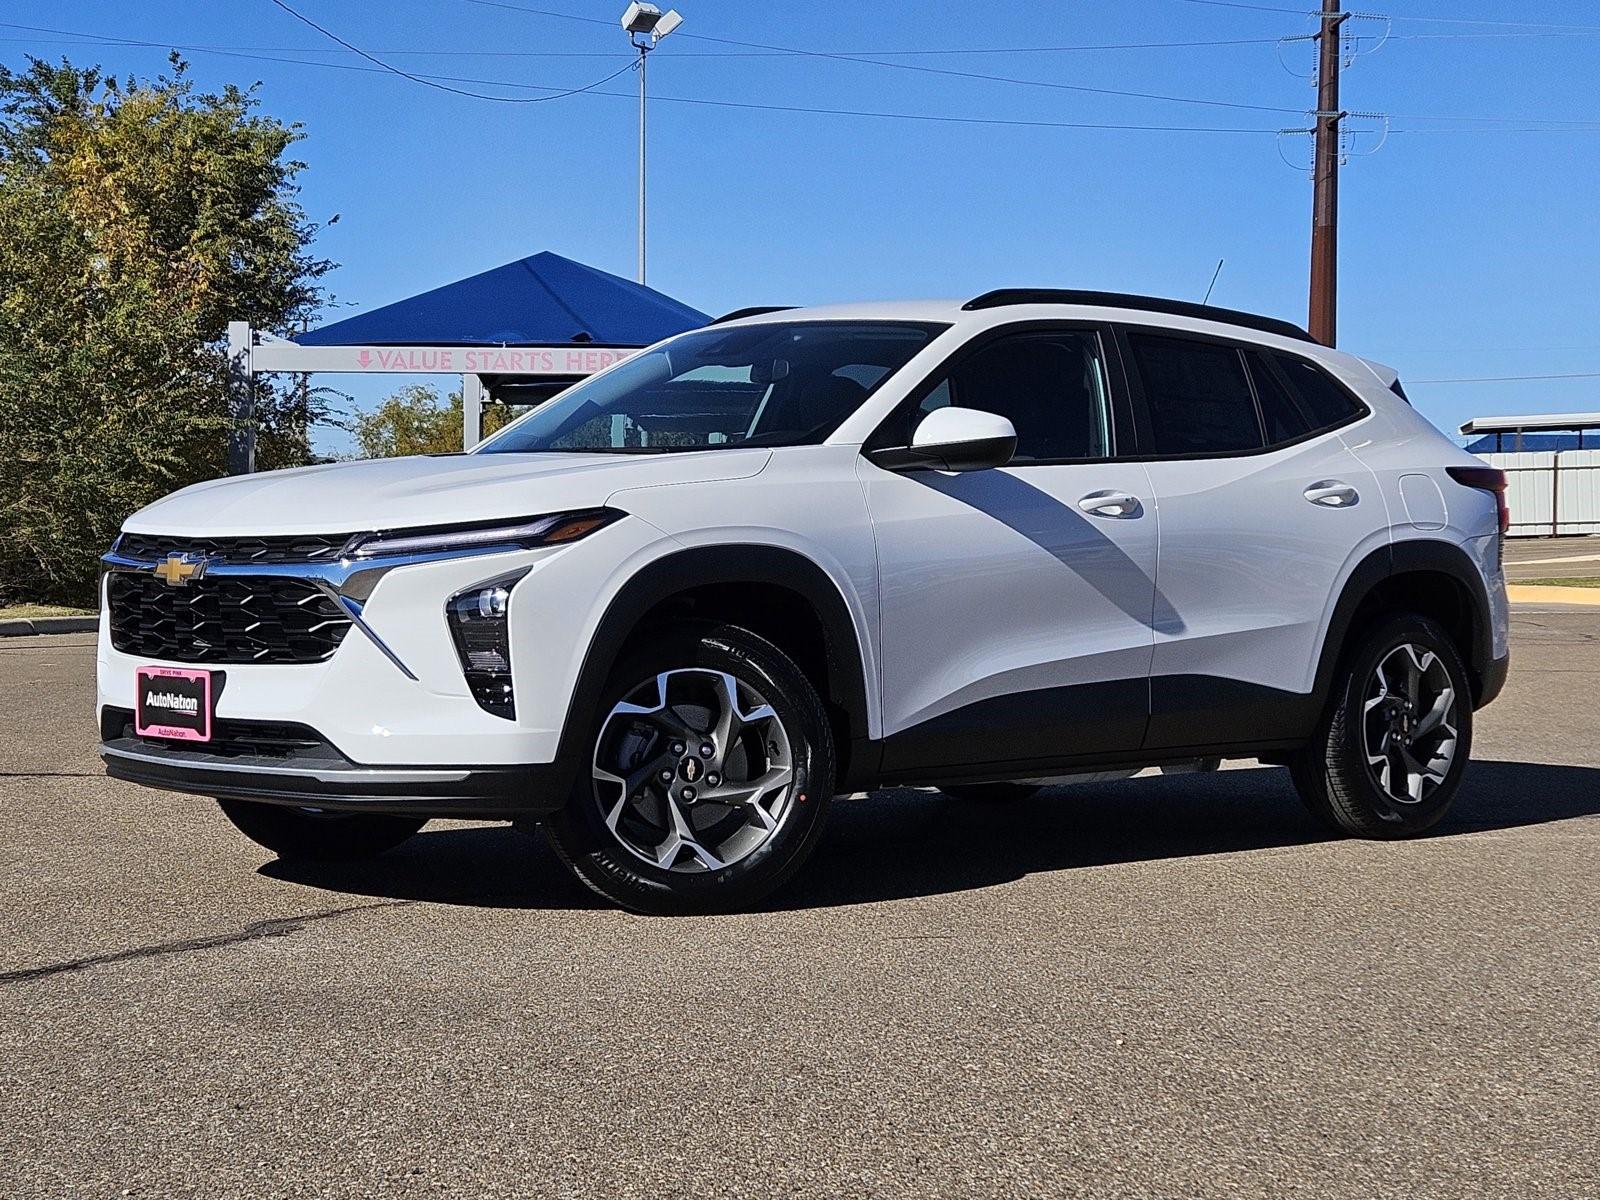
[229, 251, 709, 464]
[295, 250, 709, 349]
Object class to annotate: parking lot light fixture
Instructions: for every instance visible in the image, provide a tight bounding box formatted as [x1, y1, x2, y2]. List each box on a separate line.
[621, 3, 684, 284]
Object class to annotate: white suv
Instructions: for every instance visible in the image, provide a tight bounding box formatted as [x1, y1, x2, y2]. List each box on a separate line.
[98, 290, 1511, 914]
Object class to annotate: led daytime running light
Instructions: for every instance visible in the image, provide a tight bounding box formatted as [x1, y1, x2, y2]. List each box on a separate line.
[349, 509, 620, 559]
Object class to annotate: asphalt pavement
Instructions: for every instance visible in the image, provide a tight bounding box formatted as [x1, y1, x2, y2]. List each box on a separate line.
[1504, 534, 1600, 583]
[2, 616, 1597, 1199]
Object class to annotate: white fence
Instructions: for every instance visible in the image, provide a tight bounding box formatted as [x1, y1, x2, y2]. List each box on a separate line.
[1477, 450, 1600, 537]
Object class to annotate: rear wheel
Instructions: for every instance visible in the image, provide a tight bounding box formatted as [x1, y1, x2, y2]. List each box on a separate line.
[543, 624, 835, 915]
[1291, 613, 1472, 838]
[216, 800, 426, 861]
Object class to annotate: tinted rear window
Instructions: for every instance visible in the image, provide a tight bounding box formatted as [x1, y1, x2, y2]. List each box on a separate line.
[1271, 352, 1366, 430]
[1126, 333, 1264, 456]
[1246, 351, 1314, 446]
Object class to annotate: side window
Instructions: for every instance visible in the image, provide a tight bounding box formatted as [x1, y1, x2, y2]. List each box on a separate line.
[891, 330, 1112, 462]
[1126, 333, 1263, 456]
[1271, 352, 1366, 430]
[1245, 350, 1313, 445]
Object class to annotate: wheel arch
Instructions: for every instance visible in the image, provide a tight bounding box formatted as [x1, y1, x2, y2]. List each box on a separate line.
[1315, 539, 1496, 711]
[554, 544, 874, 788]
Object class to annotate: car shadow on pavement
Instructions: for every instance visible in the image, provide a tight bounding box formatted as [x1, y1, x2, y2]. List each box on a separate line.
[260, 823, 604, 910]
[260, 759, 1600, 912]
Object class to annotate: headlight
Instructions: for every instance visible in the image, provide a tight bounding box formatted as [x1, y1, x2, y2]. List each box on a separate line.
[347, 508, 622, 560]
[447, 569, 529, 720]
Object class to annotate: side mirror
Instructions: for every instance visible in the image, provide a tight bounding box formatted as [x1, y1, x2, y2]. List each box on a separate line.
[870, 407, 1018, 472]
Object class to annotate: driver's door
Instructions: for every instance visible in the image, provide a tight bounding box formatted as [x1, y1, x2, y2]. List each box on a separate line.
[859, 325, 1160, 777]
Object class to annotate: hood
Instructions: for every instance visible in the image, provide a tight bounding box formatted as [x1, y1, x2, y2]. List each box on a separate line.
[123, 449, 772, 537]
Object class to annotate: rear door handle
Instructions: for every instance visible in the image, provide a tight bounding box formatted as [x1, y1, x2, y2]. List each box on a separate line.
[1078, 490, 1143, 519]
[1303, 480, 1359, 508]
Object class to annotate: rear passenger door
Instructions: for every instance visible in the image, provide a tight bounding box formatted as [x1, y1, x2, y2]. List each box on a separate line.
[1118, 328, 1387, 751]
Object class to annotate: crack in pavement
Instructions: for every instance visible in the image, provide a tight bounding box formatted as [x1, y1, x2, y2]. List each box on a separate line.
[0, 900, 412, 985]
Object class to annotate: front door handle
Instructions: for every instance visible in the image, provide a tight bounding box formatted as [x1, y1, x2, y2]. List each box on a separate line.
[1304, 480, 1359, 508]
[1078, 490, 1143, 518]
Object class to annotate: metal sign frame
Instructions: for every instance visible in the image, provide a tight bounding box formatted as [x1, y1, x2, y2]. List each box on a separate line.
[225, 322, 638, 471]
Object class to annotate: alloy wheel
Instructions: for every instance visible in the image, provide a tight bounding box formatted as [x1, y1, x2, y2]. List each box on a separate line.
[591, 668, 795, 873]
[1361, 642, 1459, 806]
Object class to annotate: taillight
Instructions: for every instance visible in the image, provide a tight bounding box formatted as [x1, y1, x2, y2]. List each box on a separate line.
[1446, 465, 1510, 535]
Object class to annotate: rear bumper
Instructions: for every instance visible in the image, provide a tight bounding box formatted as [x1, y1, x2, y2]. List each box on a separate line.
[1476, 648, 1511, 710]
[100, 738, 572, 819]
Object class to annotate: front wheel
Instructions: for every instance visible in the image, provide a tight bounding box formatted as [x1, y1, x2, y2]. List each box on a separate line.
[542, 624, 836, 915]
[1291, 613, 1473, 839]
[217, 800, 426, 861]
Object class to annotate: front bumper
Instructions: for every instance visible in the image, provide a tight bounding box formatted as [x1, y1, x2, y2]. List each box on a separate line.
[96, 516, 668, 770]
[99, 734, 571, 819]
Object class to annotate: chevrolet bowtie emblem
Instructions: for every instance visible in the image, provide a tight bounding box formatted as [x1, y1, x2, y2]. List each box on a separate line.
[152, 553, 207, 587]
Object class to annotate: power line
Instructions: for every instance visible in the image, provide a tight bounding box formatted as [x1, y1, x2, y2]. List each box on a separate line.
[0, 23, 1300, 57]
[459, 1, 614, 29]
[13, 15, 1600, 134]
[673, 38, 1305, 116]
[1175, 0, 1600, 30]
[684, 37, 1293, 55]
[1383, 14, 1600, 33]
[455, 1, 1600, 124]
[1175, 0, 1308, 12]
[462, 0, 1307, 116]
[0, 25, 632, 57]
[262, 0, 633, 102]
[2, 23, 1283, 134]
[3, 15, 1303, 115]
[1388, 30, 1600, 41]
[1411, 372, 1600, 384]
[631, 91, 1280, 133]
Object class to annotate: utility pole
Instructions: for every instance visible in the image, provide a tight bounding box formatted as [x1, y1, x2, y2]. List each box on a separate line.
[1308, 0, 1349, 346]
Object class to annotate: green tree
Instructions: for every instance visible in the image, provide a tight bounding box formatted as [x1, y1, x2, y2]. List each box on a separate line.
[0, 56, 335, 605]
[350, 383, 517, 459]
[351, 384, 465, 458]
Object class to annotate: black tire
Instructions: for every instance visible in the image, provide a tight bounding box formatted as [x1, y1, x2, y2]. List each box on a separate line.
[216, 799, 426, 862]
[1291, 612, 1473, 839]
[940, 782, 1042, 804]
[543, 623, 836, 916]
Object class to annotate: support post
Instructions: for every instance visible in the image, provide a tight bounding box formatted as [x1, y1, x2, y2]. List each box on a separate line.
[226, 321, 256, 475]
[462, 373, 484, 450]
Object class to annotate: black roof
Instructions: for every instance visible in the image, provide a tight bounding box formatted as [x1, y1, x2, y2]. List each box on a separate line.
[961, 289, 1315, 343]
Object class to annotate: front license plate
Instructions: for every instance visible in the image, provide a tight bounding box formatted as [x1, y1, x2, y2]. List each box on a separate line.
[134, 666, 214, 743]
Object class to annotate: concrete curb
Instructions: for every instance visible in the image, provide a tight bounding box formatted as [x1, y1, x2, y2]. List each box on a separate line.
[1506, 585, 1600, 607]
[0, 616, 99, 637]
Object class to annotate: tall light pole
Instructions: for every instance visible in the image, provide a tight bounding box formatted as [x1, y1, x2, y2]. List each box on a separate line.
[621, 3, 683, 285]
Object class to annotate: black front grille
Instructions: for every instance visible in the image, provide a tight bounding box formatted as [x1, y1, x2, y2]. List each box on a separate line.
[116, 532, 349, 564]
[108, 573, 352, 664]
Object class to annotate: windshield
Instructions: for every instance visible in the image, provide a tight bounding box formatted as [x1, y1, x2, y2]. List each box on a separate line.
[476, 321, 944, 454]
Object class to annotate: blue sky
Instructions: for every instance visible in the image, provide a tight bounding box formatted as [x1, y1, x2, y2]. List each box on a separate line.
[7, 0, 1599, 452]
